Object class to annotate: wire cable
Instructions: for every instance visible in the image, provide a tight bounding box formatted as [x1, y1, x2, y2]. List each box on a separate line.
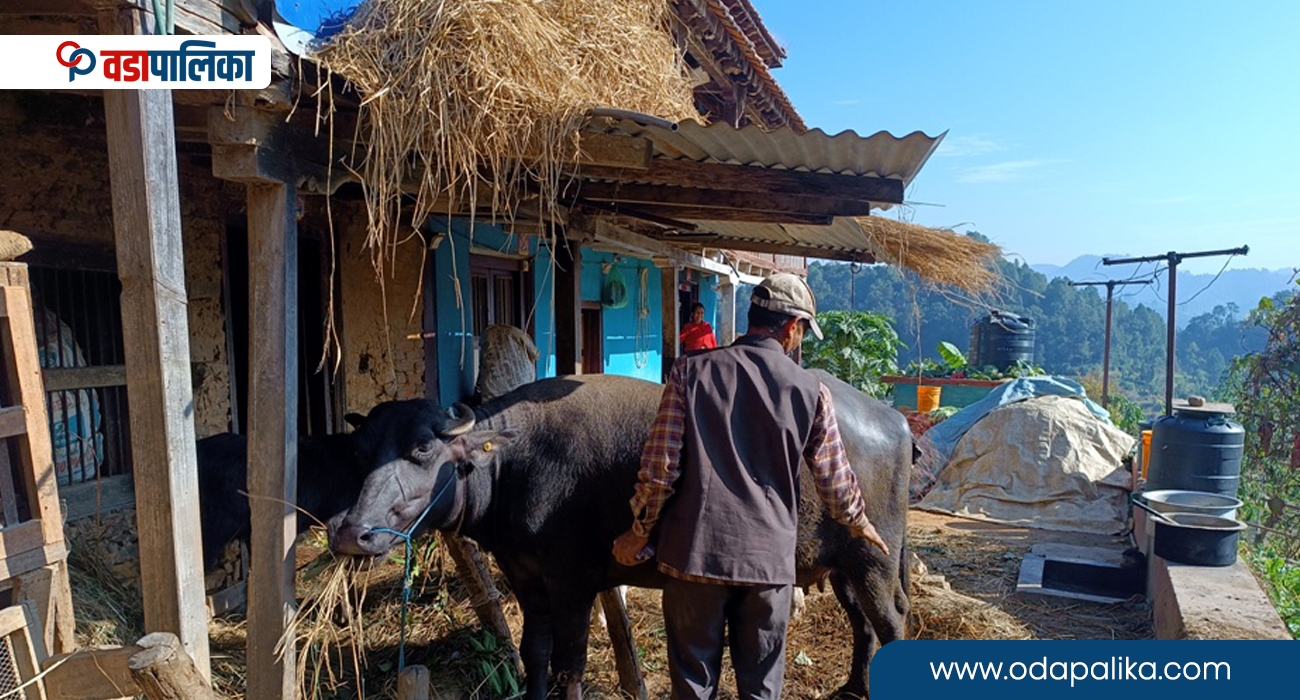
[1179, 254, 1237, 307]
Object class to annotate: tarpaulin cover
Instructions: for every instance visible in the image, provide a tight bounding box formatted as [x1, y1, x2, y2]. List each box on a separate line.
[915, 395, 1135, 535]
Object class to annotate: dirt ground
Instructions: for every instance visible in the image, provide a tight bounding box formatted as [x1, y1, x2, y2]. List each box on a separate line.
[71, 509, 1152, 699]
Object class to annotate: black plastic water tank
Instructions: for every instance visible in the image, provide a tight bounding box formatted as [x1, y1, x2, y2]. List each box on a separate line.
[968, 310, 1036, 370]
[1146, 398, 1245, 498]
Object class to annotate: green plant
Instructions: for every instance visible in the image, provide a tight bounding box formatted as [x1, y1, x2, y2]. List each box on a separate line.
[802, 310, 903, 398]
[901, 342, 1046, 381]
[468, 630, 520, 698]
[1221, 286, 1300, 636]
[1105, 393, 1145, 435]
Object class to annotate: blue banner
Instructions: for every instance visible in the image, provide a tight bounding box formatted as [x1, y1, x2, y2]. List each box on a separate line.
[870, 641, 1294, 699]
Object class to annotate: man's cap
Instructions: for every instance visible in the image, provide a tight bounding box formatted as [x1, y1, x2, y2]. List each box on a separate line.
[751, 273, 823, 340]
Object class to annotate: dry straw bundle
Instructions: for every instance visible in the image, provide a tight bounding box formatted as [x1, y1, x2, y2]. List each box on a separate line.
[857, 216, 1002, 295]
[278, 555, 373, 699]
[315, 0, 696, 271]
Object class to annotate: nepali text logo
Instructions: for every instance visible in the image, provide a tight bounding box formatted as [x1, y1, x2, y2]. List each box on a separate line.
[55, 39, 256, 84]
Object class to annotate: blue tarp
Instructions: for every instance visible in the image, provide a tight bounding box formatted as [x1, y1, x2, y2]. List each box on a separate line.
[921, 376, 1112, 470]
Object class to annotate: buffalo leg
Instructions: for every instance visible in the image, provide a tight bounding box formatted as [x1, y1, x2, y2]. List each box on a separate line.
[829, 571, 874, 699]
[518, 599, 554, 700]
[548, 596, 596, 700]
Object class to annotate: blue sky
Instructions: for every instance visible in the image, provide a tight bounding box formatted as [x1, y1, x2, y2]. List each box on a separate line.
[277, 1, 1299, 274]
[756, 0, 1300, 273]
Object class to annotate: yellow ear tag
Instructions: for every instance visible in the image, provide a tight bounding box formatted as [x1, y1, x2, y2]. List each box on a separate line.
[483, 441, 493, 452]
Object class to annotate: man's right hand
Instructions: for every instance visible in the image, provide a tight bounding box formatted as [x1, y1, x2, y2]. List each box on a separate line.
[850, 519, 890, 556]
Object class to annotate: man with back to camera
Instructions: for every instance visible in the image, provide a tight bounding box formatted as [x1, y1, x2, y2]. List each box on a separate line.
[613, 273, 888, 700]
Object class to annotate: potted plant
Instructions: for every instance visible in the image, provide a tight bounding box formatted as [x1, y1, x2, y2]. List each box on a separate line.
[881, 342, 1045, 410]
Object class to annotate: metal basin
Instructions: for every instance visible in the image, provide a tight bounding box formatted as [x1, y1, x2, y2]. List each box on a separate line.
[1142, 489, 1241, 519]
[1153, 513, 1247, 567]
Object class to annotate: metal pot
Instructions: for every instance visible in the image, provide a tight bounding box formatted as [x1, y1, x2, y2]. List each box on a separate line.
[1141, 489, 1241, 519]
[1131, 497, 1246, 567]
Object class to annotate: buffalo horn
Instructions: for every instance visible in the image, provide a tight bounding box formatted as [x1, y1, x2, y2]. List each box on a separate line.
[441, 402, 476, 437]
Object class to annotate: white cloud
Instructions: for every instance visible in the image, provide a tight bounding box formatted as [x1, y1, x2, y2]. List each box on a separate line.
[935, 134, 1005, 158]
[956, 158, 1062, 184]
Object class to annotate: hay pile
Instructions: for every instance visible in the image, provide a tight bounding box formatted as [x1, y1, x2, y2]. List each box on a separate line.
[315, 0, 696, 270]
[858, 216, 1002, 294]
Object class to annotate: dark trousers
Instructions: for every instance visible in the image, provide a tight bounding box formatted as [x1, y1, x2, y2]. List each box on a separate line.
[662, 577, 793, 700]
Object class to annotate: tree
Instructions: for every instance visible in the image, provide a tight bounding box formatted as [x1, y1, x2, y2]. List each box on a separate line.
[801, 310, 902, 398]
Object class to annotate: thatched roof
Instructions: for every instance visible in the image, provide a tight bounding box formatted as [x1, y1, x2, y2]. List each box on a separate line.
[857, 217, 1002, 294]
[315, 0, 695, 268]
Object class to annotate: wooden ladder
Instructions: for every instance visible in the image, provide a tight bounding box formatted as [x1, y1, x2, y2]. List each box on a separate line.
[0, 263, 75, 656]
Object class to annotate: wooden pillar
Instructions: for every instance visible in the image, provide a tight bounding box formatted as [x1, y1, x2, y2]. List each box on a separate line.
[717, 277, 737, 345]
[660, 265, 680, 379]
[599, 589, 647, 700]
[554, 234, 582, 375]
[103, 86, 210, 678]
[245, 181, 299, 700]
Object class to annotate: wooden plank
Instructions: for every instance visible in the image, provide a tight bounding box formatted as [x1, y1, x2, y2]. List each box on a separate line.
[59, 473, 136, 522]
[628, 207, 833, 225]
[0, 515, 45, 563]
[43, 645, 142, 700]
[397, 665, 431, 700]
[553, 234, 582, 376]
[577, 158, 906, 203]
[660, 266, 679, 378]
[207, 580, 247, 618]
[12, 563, 74, 657]
[575, 183, 877, 218]
[599, 589, 647, 700]
[101, 3, 210, 675]
[717, 280, 737, 345]
[41, 365, 127, 392]
[5, 602, 48, 700]
[0, 287, 64, 549]
[0, 405, 26, 440]
[244, 181, 299, 700]
[0, 542, 65, 582]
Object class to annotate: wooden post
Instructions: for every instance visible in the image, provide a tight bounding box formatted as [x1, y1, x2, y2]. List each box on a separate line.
[397, 665, 431, 700]
[103, 84, 210, 676]
[598, 589, 647, 700]
[717, 277, 737, 345]
[443, 533, 521, 678]
[244, 182, 299, 700]
[660, 265, 680, 379]
[554, 235, 582, 375]
[128, 632, 217, 700]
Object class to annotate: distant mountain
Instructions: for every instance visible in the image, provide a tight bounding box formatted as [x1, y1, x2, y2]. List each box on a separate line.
[1031, 255, 1294, 326]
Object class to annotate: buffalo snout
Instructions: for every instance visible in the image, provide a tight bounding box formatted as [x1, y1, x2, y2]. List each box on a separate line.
[329, 515, 396, 557]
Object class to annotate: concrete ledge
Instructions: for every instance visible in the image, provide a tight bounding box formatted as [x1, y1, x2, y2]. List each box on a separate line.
[1151, 555, 1292, 640]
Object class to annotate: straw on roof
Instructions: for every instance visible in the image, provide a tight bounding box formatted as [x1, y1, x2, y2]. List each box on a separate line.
[315, 0, 697, 270]
[857, 216, 1002, 294]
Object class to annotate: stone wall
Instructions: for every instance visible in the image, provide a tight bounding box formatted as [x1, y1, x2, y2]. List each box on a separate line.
[0, 91, 233, 437]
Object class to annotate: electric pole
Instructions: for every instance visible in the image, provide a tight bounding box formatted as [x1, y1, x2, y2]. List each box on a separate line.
[1103, 245, 1249, 415]
[1068, 277, 1154, 407]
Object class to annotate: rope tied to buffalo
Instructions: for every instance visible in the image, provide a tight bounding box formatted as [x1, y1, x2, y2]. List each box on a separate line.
[371, 473, 456, 671]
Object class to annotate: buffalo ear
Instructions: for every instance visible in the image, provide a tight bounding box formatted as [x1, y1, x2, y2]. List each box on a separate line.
[344, 412, 367, 429]
[449, 429, 521, 470]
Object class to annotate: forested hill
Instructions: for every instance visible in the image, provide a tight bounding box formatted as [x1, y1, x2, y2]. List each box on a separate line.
[803, 244, 1294, 403]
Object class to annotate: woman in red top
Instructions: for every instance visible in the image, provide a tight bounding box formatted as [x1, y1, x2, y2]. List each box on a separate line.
[680, 302, 719, 351]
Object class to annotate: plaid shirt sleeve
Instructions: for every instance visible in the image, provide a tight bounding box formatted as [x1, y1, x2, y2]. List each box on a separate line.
[804, 383, 870, 531]
[629, 358, 689, 538]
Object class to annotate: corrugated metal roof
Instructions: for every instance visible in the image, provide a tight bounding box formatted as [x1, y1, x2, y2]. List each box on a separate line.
[591, 117, 945, 260]
[606, 118, 944, 186]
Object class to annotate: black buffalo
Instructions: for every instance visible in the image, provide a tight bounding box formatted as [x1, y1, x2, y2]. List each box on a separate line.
[330, 374, 910, 699]
[196, 426, 371, 572]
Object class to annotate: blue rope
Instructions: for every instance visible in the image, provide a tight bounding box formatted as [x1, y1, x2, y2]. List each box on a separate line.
[372, 474, 457, 671]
